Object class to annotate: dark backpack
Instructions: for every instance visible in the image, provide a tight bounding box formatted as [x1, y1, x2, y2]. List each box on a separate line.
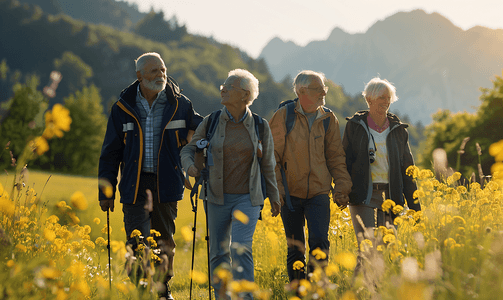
[277, 99, 331, 135]
[276, 99, 332, 211]
[205, 110, 267, 201]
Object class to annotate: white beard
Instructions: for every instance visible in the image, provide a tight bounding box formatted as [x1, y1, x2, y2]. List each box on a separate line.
[143, 77, 166, 93]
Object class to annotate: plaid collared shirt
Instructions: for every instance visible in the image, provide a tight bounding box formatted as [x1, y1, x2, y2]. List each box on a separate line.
[135, 85, 168, 173]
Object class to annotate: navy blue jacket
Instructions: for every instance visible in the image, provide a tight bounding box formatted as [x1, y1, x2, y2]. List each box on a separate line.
[342, 111, 420, 211]
[99, 78, 202, 204]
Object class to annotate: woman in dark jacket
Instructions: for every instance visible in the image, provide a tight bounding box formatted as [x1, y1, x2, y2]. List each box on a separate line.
[342, 77, 421, 273]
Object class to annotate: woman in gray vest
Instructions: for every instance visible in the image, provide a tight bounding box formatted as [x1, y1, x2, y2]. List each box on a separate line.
[181, 69, 280, 299]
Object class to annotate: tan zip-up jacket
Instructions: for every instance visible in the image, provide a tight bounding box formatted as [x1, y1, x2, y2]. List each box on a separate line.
[269, 100, 352, 199]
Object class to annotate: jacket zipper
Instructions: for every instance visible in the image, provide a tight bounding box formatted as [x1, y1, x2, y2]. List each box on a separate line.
[156, 98, 179, 203]
[117, 101, 143, 204]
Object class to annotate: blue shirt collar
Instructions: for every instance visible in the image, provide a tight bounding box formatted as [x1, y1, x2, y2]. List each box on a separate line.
[225, 107, 248, 123]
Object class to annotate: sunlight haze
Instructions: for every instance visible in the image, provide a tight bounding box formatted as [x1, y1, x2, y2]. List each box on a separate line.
[122, 0, 502, 58]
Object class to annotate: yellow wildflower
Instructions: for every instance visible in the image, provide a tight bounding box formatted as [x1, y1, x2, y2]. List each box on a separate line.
[392, 205, 404, 215]
[6, 260, 15, 268]
[146, 236, 157, 248]
[489, 139, 503, 161]
[457, 186, 468, 194]
[382, 199, 396, 213]
[452, 216, 466, 226]
[360, 239, 373, 252]
[99, 179, 114, 198]
[341, 291, 357, 300]
[406, 165, 419, 178]
[44, 228, 56, 241]
[40, 266, 61, 279]
[130, 229, 142, 238]
[418, 169, 434, 179]
[325, 264, 339, 276]
[444, 238, 456, 248]
[383, 234, 396, 244]
[447, 172, 462, 185]
[82, 239, 95, 249]
[93, 217, 101, 225]
[95, 237, 107, 247]
[335, 252, 357, 269]
[181, 226, 193, 242]
[56, 201, 71, 209]
[70, 191, 88, 210]
[485, 181, 499, 192]
[0, 196, 15, 216]
[44, 104, 72, 138]
[190, 270, 207, 284]
[293, 260, 304, 270]
[71, 280, 90, 297]
[233, 210, 249, 224]
[150, 229, 161, 237]
[311, 248, 327, 260]
[46, 215, 59, 224]
[413, 190, 425, 199]
[216, 268, 232, 282]
[31, 136, 49, 155]
[16, 244, 27, 252]
[229, 281, 242, 293]
[101, 224, 111, 234]
[299, 278, 311, 290]
[394, 217, 404, 226]
[69, 213, 80, 224]
[240, 280, 258, 292]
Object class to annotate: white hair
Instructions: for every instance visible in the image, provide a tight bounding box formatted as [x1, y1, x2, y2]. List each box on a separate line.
[293, 70, 326, 96]
[362, 77, 398, 104]
[228, 69, 259, 106]
[135, 52, 164, 74]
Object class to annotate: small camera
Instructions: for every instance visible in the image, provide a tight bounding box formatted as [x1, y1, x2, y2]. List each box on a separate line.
[196, 139, 209, 150]
[369, 148, 376, 164]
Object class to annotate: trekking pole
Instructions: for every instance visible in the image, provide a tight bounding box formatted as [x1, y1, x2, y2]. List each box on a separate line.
[201, 147, 212, 300]
[189, 183, 199, 300]
[107, 209, 112, 290]
[203, 181, 212, 300]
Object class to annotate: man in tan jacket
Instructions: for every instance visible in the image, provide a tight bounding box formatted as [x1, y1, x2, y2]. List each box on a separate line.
[269, 70, 352, 282]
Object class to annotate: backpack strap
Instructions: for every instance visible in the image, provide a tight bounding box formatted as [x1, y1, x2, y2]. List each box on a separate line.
[322, 106, 331, 133]
[205, 110, 222, 141]
[252, 112, 267, 201]
[284, 101, 297, 136]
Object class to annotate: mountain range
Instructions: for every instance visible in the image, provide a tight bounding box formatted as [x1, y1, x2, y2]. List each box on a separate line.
[259, 9, 503, 124]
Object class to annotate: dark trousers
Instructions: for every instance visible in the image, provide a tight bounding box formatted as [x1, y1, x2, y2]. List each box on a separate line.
[280, 194, 330, 282]
[122, 172, 178, 282]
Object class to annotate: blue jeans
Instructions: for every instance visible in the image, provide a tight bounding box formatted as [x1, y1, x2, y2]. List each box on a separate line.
[280, 194, 330, 282]
[206, 194, 261, 300]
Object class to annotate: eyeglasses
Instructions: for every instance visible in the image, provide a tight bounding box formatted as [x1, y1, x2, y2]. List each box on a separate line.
[220, 84, 247, 92]
[306, 86, 329, 93]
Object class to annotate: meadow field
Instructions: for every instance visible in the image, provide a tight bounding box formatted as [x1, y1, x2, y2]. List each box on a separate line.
[2, 158, 503, 300]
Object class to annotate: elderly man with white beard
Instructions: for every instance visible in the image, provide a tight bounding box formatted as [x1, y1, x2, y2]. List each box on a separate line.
[98, 52, 202, 300]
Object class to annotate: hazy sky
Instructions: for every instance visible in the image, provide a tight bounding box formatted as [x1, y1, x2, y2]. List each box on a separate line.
[123, 0, 502, 58]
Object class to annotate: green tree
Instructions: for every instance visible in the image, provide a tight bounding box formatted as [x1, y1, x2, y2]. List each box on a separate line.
[0, 75, 47, 170]
[53, 51, 93, 97]
[419, 72, 503, 177]
[33, 84, 107, 175]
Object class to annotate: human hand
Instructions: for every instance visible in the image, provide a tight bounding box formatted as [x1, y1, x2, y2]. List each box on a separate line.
[187, 165, 200, 177]
[332, 193, 349, 209]
[279, 194, 285, 207]
[100, 199, 115, 212]
[271, 200, 281, 217]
